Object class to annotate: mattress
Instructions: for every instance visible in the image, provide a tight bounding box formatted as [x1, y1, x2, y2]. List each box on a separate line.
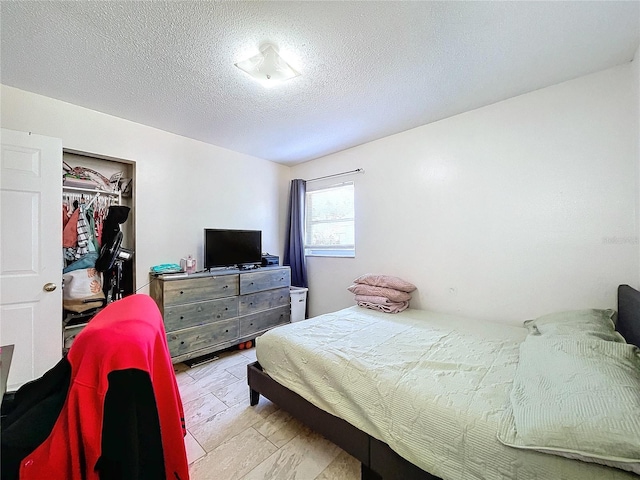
[255, 306, 636, 480]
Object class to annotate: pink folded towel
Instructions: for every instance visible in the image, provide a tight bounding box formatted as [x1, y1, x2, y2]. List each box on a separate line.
[353, 274, 416, 293]
[347, 284, 411, 302]
[357, 301, 409, 314]
[354, 295, 396, 305]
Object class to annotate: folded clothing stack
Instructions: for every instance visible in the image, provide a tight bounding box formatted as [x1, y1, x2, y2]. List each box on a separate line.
[347, 274, 416, 313]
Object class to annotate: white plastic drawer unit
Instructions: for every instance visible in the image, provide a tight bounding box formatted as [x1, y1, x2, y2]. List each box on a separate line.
[290, 286, 308, 323]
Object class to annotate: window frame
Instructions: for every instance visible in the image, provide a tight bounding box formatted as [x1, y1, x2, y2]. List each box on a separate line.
[304, 181, 355, 258]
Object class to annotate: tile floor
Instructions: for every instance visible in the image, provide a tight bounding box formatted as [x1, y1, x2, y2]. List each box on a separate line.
[176, 347, 360, 480]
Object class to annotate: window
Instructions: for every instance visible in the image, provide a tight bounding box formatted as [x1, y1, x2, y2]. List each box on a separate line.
[305, 182, 355, 257]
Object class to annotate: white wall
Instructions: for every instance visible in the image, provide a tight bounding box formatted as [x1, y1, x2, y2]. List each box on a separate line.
[1, 85, 291, 293]
[292, 64, 639, 324]
[634, 45, 640, 284]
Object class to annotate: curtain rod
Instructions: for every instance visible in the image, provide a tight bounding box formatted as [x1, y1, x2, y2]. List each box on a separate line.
[306, 168, 364, 183]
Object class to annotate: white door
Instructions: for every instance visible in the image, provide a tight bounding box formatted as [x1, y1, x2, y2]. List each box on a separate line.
[0, 129, 62, 390]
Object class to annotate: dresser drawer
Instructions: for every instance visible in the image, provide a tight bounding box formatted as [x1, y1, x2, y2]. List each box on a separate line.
[167, 318, 239, 357]
[238, 287, 290, 315]
[163, 275, 239, 306]
[163, 297, 238, 332]
[239, 305, 290, 336]
[240, 268, 290, 295]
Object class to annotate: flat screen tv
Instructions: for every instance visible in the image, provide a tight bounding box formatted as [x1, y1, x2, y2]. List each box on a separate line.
[204, 229, 262, 269]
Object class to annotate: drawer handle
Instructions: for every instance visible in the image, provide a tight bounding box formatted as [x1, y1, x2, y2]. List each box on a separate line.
[180, 316, 184, 320]
[216, 314, 221, 319]
[249, 282, 254, 286]
[180, 341, 185, 345]
[250, 322, 253, 326]
[249, 302, 253, 306]
[180, 291, 184, 295]
[197, 307, 203, 312]
[225, 329, 229, 333]
[223, 285, 228, 289]
[225, 307, 228, 311]
[280, 277, 284, 281]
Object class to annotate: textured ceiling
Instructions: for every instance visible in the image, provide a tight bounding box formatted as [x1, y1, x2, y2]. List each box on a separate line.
[1, 1, 639, 165]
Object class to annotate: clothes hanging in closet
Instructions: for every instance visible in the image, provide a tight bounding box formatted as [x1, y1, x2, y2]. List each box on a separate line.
[62, 193, 118, 271]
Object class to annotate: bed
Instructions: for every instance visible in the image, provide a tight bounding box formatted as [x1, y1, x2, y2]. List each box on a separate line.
[247, 285, 640, 480]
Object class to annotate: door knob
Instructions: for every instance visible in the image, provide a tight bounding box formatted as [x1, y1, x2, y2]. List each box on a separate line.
[43, 283, 57, 292]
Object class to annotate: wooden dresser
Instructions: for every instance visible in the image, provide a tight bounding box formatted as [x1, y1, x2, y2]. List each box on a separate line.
[150, 266, 290, 363]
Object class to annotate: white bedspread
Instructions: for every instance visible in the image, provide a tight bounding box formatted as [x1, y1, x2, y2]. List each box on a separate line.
[255, 306, 636, 480]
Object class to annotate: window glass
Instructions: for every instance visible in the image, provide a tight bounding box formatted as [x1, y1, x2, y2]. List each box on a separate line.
[305, 182, 355, 257]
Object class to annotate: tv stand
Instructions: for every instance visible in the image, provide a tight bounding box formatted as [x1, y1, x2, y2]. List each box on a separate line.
[149, 266, 290, 363]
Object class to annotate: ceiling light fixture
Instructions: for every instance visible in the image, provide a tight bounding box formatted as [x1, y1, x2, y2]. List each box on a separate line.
[235, 44, 300, 86]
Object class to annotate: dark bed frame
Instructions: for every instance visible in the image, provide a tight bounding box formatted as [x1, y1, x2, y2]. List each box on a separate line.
[247, 285, 640, 480]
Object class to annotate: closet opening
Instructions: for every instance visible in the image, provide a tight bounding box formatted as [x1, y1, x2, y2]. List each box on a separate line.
[62, 149, 136, 353]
